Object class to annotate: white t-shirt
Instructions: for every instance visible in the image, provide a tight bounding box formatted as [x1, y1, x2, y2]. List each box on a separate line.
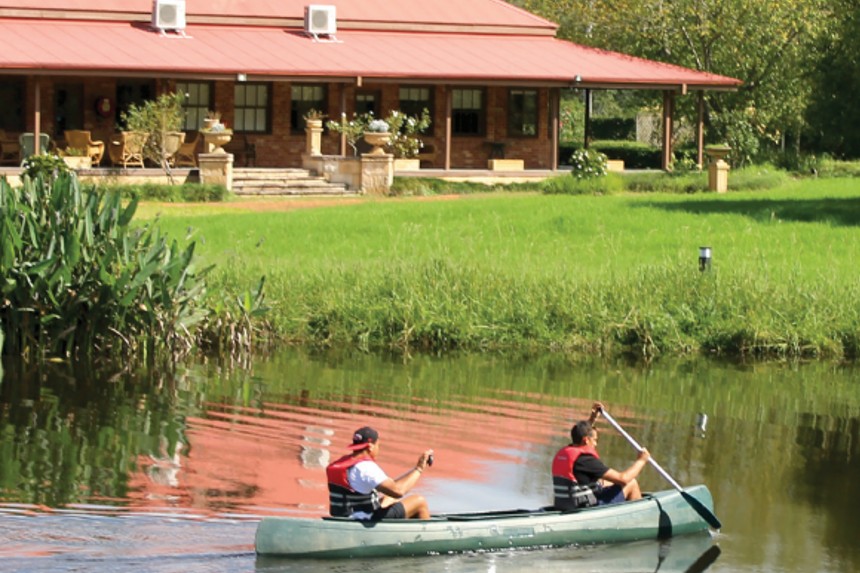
[346, 460, 390, 520]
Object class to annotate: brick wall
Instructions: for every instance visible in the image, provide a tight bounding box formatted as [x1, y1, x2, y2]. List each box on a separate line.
[15, 76, 558, 170]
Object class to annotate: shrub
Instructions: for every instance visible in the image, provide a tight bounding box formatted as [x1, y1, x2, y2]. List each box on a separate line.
[90, 182, 230, 202]
[569, 149, 608, 180]
[590, 141, 662, 169]
[21, 154, 69, 180]
[1, 171, 210, 360]
[591, 117, 636, 140]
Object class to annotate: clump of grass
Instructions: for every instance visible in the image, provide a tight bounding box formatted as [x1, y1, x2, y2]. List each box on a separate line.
[152, 178, 860, 361]
[86, 182, 230, 202]
[541, 173, 624, 195]
[623, 165, 789, 193]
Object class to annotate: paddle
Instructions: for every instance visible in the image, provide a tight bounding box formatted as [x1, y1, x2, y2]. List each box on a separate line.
[599, 408, 722, 530]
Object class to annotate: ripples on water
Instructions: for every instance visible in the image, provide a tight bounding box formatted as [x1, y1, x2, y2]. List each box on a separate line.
[4, 352, 860, 572]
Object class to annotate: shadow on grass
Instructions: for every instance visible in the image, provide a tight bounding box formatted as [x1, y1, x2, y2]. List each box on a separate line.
[637, 196, 860, 227]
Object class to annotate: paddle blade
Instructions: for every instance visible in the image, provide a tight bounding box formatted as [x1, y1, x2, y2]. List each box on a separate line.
[681, 490, 722, 530]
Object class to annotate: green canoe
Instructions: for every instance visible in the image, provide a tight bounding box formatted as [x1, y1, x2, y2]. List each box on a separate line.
[255, 484, 717, 558]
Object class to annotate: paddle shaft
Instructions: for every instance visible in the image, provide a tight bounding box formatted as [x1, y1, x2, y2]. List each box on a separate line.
[599, 408, 722, 530]
[599, 410, 683, 491]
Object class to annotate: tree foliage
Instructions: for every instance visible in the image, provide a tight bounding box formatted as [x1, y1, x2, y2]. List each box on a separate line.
[805, 1, 860, 157]
[514, 0, 834, 157]
[121, 91, 185, 179]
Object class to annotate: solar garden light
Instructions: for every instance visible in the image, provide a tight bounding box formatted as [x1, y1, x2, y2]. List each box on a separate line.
[698, 246, 712, 272]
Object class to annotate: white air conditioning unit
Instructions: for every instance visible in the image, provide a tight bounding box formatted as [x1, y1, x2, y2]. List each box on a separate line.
[152, 0, 187, 32]
[304, 5, 337, 36]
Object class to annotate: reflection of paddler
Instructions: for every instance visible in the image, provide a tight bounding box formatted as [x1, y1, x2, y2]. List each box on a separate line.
[326, 426, 433, 520]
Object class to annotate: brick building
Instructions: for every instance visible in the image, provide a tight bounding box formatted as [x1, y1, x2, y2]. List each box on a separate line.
[0, 0, 740, 170]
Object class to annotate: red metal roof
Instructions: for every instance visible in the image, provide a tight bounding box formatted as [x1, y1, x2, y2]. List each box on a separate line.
[1, 0, 558, 30]
[0, 19, 740, 88]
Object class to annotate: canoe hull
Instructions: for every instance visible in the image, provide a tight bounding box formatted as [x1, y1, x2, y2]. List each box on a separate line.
[255, 484, 715, 558]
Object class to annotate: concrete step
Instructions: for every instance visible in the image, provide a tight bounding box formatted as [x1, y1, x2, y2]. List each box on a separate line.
[231, 167, 353, 196]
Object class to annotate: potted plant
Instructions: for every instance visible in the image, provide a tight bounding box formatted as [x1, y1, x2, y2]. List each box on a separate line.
[304, 109, 327, 156]
[363, 119, 391, 155]
[201, 116, 233, 153]
[203, 110, 222, 131]
[385, 109, 431, 170]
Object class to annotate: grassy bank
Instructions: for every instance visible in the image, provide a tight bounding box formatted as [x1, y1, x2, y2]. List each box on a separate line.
[145, 179, 860, 359]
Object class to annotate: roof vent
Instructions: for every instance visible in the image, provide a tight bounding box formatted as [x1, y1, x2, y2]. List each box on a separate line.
[304, 5, 337, 41]
[152, 0, 187, 34]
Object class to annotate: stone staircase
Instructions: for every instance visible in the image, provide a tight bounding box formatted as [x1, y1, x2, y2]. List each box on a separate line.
[231, 168, 354, 196]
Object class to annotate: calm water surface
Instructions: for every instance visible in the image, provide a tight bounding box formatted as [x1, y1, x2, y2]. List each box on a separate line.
[1, 350, 858, 572]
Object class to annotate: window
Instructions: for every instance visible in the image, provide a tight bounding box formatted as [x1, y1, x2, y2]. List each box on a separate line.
[452, 88, 484, 136]
[291, 84, 327, 132]
[399, 86, 433, 118]
[355, 90, 380, 116]
[54, 83, 84, 137]
[235, 83, 271, 133]
[116, 80, 154, 128]
[0, 78, 25, 132]
[177, 81, 212, 131]
[508, 89, 538, 137]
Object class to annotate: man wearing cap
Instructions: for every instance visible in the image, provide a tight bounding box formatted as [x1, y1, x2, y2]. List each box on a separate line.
[326, 426, 433, 520]
[552, 401, 650, 509]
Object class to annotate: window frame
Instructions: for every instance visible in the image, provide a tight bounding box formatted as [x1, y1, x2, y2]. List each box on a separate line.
[451, 88, 485, 137]
[398, 86, 434, 119]
[234, 82, 272, 134]
[115, 80, 155, 129]
[290, 84, 328, 134]
[176, 80, 213, 132]
[355, 89, 382, 116]
[508, 89, 539, 138]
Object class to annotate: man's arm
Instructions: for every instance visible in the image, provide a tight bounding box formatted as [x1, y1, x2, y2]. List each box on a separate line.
[374, 449, 433, 499]
[600, 449, 650, 486]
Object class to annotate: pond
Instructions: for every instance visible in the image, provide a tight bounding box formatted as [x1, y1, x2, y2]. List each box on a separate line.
[1, 350, 859, 572]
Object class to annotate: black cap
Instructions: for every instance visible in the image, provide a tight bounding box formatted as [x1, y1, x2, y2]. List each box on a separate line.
[348, 426, 379, 450]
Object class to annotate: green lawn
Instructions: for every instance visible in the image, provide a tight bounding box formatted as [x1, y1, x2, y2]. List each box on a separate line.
[145, 178, 860, 359]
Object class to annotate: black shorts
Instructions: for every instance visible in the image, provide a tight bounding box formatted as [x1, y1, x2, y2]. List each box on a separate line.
[371, 502, 406, 521]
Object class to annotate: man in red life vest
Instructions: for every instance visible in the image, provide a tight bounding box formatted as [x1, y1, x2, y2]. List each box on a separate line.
[326, 426, 433, 520]
[552, 402, 650, 510]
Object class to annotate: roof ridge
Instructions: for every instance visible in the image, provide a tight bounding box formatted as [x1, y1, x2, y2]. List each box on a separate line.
[484, 0, 558, 30]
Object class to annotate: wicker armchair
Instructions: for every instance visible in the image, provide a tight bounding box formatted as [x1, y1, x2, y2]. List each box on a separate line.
[109, 131, 148, 168]
[64, 130, 105, 165]
[175, 131, 199, 167]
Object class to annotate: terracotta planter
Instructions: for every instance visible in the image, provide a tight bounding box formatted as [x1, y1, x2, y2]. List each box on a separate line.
[363, 132, 391, 156]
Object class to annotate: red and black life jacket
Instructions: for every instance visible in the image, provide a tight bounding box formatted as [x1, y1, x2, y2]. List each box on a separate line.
[326, 453, 380, 517]
[551, 444, 599, 510]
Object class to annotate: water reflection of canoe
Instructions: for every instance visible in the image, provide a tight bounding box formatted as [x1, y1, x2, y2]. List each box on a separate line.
[255, 484, 716, 559]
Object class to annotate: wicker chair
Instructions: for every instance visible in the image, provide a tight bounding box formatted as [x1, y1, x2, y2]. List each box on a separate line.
[109, 131, 148, 168]
[64, 130, 105, 165]
[162, 131, 185, 167]
[174, 131, 199, 167]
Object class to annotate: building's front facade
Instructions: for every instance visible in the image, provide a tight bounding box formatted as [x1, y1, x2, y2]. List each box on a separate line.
[0, 0, 741, 170]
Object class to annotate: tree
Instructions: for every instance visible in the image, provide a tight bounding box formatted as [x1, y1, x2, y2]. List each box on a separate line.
[514, 0, 834, 160]
[121, 92, 185, 180]
[805, 1, 860, 157]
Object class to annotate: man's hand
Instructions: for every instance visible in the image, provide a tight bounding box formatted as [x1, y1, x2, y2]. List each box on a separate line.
[589, 401, 604, 422]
